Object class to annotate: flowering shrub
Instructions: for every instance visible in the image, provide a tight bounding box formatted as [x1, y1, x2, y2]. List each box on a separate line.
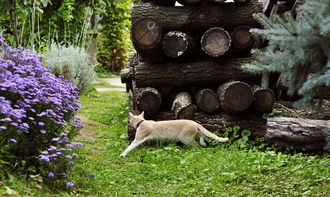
[0, 35, 82, 187]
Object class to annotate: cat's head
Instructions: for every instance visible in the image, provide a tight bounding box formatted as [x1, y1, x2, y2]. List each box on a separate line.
[128, 111, 145, 128]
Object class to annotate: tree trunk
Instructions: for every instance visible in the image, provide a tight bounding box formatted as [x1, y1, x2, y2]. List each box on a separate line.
[177, 0, 203, 6]
[217, 81, 253, 114]
[127, 110, 267, 141]
[134, 57, 260, 87]
[134, 87, 162, 116]
[132, 1, 262, 33]
[201, 27, 231, 57]
[9, 0, 19, 47]
[252, 86, 276, 113]
[162, 31, 197, 58]
[172, 92, 197, 119]
[231, 25, 254, 51]
[195, 89, 220, 113]
[265, 117, 330, 152]
[141, 0, 176, 6]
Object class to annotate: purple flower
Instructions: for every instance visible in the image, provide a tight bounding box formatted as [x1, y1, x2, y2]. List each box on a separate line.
[68, 161, 75, 165]
[8, 138, 17, 143]
[72, 142, 83, 147]
[40, 130, 46, 134]
[48, 146, 57, 152]
[0, 126, 7, 130]
[52, 137, 60, 142]
[39, 155, 50, 162]
[48, 172, 55, 178]
[65, 155, 72, 159]
[72, 153, 78, 157]
[67, 181, 75, 187]
[60, 173, 67, 177]
[38, 122, 45, 126]
[89, 173, 96, 178]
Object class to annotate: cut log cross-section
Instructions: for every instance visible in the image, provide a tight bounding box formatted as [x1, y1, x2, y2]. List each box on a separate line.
[162, 31, 195, 58]
[201, 27, 231, 57]
[266, 117, 330, 152]
[131, 18, 164, 62]
[135, 87, 162, 116]
[131, 18, 162, 49]
[195, 89, 220, 113]
[252, 86, 276, 113]
[172, 92, 197, 119]
[231, 25, 254, 51]
[217, 81, 253, 114]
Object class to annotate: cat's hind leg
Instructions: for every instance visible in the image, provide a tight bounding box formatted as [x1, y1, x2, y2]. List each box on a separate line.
[199, 135, 206, 146]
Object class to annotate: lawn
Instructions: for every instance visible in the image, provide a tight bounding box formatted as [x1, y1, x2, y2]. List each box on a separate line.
[71, 91, 330, 196]
[1, 90, 329, 196]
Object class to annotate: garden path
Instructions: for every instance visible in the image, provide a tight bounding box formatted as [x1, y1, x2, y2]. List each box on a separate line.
[95, 77, 126, 92]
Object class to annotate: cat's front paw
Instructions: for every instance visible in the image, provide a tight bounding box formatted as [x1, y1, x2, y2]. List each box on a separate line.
[120, 153, 126, 157]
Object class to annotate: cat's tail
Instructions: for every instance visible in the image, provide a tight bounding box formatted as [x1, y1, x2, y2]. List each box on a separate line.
[197, 125, 228, 142]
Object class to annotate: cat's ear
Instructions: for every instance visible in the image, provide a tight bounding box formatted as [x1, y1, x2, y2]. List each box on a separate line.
[140, 111, 145, 118]
[128, 112, 133, 118]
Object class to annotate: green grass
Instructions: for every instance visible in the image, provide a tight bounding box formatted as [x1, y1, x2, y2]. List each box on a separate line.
[1, 90, 329, 196]
[70, 91, 329, 196]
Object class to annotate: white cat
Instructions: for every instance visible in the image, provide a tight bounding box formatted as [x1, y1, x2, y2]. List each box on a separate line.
[120, 112, 228, 157]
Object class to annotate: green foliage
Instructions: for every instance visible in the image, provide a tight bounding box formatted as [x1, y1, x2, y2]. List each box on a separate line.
[42, 43, 96, 93]
[97, 0, 133, 72]
[242, 0, 330, 106]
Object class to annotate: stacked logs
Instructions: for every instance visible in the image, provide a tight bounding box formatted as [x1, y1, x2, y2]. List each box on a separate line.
[122, 0, 277, 140]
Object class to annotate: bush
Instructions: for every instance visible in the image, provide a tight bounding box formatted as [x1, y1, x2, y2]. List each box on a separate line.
[0, 35, 82, 187]
[42, 44, 96, 93]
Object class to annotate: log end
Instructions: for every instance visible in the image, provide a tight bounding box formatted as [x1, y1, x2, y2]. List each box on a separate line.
[162, 31, 189, 58]
[131, 18, 162, 49]
[201, 27, 231, 57]
[218, 81, 253, 113]
[177, 104, 197, 119]
[253, 88, 276, 113]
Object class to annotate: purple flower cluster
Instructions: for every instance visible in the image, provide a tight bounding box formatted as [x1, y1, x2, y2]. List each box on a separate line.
[0, 35, 83, 186]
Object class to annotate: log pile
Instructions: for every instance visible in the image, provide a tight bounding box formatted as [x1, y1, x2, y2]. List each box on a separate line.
[122, 0, 275, 141]
[122, 0, 328, 151]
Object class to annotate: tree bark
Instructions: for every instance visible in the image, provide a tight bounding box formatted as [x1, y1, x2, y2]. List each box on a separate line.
[177, 0, 203, 6]
[141, 0, 176, 6]
[252, 86, 276, 113]
[201, 27, 231, 57]
[231, 25, 254, 51]
[162, 31, 197, 58]
[134, 87, 162, 116]
[134, 57, 260, 87]
[217, 81, 253, 114]
[132, 1, 262, 33]
[172, 92, 197, 119]
[265, 117, 330, 152]
[9, 0, 19, 47]
[195, 89, 220, 113]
